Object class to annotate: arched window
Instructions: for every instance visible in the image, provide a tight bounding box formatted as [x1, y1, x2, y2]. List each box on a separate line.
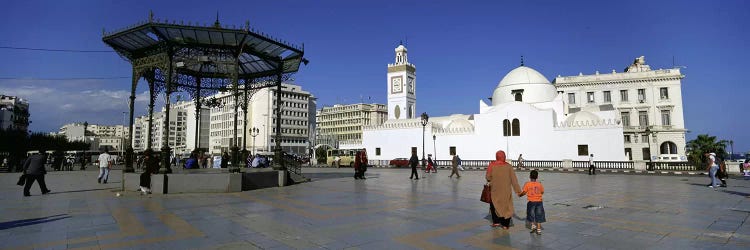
[502, 119, 511, 136]
[514, 93, 523, 102]
[512, 119, 520, 136]
[660, 141, 678, 154]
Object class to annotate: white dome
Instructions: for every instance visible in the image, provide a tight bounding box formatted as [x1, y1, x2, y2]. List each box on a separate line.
[446, 118, 474, 130]
[498, 66, 550, 86]
[492, 66, 557, 105]
[395, 44, 407, 52]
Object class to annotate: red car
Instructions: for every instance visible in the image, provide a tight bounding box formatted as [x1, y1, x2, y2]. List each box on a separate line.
[389, 158, 409, 167]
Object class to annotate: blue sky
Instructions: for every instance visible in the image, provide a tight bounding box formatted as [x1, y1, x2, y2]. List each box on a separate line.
[0, 0, 748, 153]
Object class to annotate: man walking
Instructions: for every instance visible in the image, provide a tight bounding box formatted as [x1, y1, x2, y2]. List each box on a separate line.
[409, 151, 419, 180]
[588, 154, 596, 175]
[98, 149, 113, 184]
[449, 154, 461, 178]
[22, 151, 51, 196]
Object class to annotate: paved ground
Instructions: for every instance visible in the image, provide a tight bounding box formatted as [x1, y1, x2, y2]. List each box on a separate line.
[1, 167, 749, 249]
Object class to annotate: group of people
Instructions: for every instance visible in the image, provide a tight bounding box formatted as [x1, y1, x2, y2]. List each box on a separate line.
[485, 150, 546, 234]
[706, 152, 731, 188]
[408, 152, 464, 180]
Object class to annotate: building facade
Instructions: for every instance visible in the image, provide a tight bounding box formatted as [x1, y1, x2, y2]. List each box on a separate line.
[208, 83, 316, 156]
[132, 107, 188, 154]
[0, 95, 30, 131]
[387, 44, 417, 120]
[58, 123, 129, 152]
[554, 56, 687, 161]
[315, 103, 388, 146]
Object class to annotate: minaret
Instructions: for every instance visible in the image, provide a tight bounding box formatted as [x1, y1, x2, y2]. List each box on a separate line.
[387, 43, 416, 120]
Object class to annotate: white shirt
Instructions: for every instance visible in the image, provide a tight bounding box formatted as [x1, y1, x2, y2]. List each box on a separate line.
[98, 153, 112, 168]
[589, 156, 594, 165]
[709, 155, 717, 167]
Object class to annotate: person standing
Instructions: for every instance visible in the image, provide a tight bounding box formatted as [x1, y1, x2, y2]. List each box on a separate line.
[588, 154, 596, 175]
[22, 151, 51, 197]
[425, 154, 436, 173]
[353, 151, 364, 180]
[409, 151, 419, 180]
[221, 152, 229, 168]
[518, 154, 524, 168]
[97, 150, 112, 184]
[486, 150, 522, 229]
[519, 170, 545, 235]
[449, 154, 461, 178]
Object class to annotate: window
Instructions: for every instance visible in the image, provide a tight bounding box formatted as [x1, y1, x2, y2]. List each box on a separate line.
[637, 89, 646, 103]
[660, 87, 669, 99]
[660, 141, 678, 154]
[511, 119, 520, 136]
[449, 146, 456, 156]
[641, 135, 649, 143]
[603, 91, 611, 103]
[624, 135, 631, 143]
[587, 92, 595, 103]
[568, 93, 576, 104]
[620, 90, 629, 102]
[638, 111, 649, 126]
[642, 148, 651, 160]
[514, 93, 523, 102]
[577, 145, 589, 156]
[502, 119, 511, 136]
[620, 112, 630, 127]
[661, 110, 671, 126]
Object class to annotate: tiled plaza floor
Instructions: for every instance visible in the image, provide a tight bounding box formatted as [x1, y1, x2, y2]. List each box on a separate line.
[1, 167, 749, 249]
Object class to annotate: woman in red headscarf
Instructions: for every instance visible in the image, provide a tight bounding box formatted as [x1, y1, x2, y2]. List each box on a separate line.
[486, 150, 522, 229]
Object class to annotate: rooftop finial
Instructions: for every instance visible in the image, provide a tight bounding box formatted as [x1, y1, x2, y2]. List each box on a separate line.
[149, 10, 154, 22]
[213, 11, 221, 28]
[521, 55, 524, 66]
[399, 40, 403, 45]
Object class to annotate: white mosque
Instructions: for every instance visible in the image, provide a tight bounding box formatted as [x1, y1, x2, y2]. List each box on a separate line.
[349, 44, 629, 161]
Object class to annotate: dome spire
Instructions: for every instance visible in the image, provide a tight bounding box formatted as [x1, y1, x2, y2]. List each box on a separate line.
[520, 55, 524, 66]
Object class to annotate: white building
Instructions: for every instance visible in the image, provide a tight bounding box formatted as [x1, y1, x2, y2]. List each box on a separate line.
[0, 95, 30, 131]
[131, 107, 188, 153]
[354, 45, 628, 162]
[315, 103, 388, 147]
[58, 123, 129, 152]
[554, 56, 687, 161]
[208, 83, 316, 156]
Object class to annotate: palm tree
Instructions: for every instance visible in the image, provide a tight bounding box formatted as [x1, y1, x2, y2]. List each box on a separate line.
[686, 134, 728, 169]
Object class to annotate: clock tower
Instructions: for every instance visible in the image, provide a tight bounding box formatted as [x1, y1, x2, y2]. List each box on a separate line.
[387, 44, 416, 120]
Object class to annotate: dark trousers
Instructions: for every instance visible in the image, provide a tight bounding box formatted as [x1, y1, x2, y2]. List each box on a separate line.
[489, 203, 511, 227]
[410, 165, 419, 179]
[24, 175, 49, 195]
[589, 164, 596, 175]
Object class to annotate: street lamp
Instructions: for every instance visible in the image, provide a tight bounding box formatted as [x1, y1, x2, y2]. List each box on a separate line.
[82, 121, 88, 170]
[432, 134, 436, 167]
[645, 126, 654, 170]
[420, 112, 429, 172]
[250, 127, 260, 156]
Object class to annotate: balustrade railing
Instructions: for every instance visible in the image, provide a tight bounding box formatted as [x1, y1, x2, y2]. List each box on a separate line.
[647, 161, 698, 171]
[573, 161, 633, 169]
[366, 159, 635, 170]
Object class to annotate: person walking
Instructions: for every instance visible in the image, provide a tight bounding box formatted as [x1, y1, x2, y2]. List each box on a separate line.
[425, 154, 436, 173]
[519, 170, 546, 235]
[706, 152, 720, 188]
[588, 154, 596, 175]
[449, 154, 461, 178]
[354, 151, 365, 180]
[97, 150, 113, 184]
[409, 151, 419, 180]
[22, 151, 51, 197]
[457, 155, 464, 171]
[486, 150, 522, 229]
[518, 154, 524, 168]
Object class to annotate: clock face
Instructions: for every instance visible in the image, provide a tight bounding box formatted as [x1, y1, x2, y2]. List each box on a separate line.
[391, 77, 403, 93]
[407, 77, 415, 94]
[394, 105, 401, 119]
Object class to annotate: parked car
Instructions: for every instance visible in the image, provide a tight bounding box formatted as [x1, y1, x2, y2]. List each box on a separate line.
[389, 158, 409, 167]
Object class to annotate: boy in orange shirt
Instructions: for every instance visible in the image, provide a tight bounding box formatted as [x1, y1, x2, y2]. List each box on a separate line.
[519, 170, 545, 235]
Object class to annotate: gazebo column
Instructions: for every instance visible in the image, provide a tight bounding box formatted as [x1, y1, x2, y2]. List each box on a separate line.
[146, 77, 156, 150]
[231, 67, 240, 172]
[194, 77, 202, 151]
[273, 64, 284, 170]
[242, 80, 249, 168]
[159, 58, 174, 174]
[125, 71, 137, 173]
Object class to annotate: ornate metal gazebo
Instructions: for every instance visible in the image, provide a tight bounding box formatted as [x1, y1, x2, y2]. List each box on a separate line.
[102, 12, 307, 173]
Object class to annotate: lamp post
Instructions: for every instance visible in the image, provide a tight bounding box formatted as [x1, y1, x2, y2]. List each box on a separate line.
[250, 127, 260, 156]
[420, 112, 429, 172]
[432, 134, 436, 167]
[645, 127, 654, 170]
[729, 140, 734, 161]
[82, 121, 88, 170]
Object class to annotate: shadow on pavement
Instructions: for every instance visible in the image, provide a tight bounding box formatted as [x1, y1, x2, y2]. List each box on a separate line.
[304, 172, 379, 181]
[47, 187, 116, 195]
[0, 214, 70, 230]
[721, 190, 750, 197]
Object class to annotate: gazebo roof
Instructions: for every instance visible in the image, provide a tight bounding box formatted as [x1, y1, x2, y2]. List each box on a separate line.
[102, 14, 306, 79]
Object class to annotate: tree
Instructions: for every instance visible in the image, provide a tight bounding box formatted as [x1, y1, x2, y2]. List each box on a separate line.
[686, 134, 728, 168]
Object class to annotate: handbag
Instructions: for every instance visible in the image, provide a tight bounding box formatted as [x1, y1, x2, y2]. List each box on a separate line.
[17, 174, 26, 186]
[480, 184, 491, 203]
